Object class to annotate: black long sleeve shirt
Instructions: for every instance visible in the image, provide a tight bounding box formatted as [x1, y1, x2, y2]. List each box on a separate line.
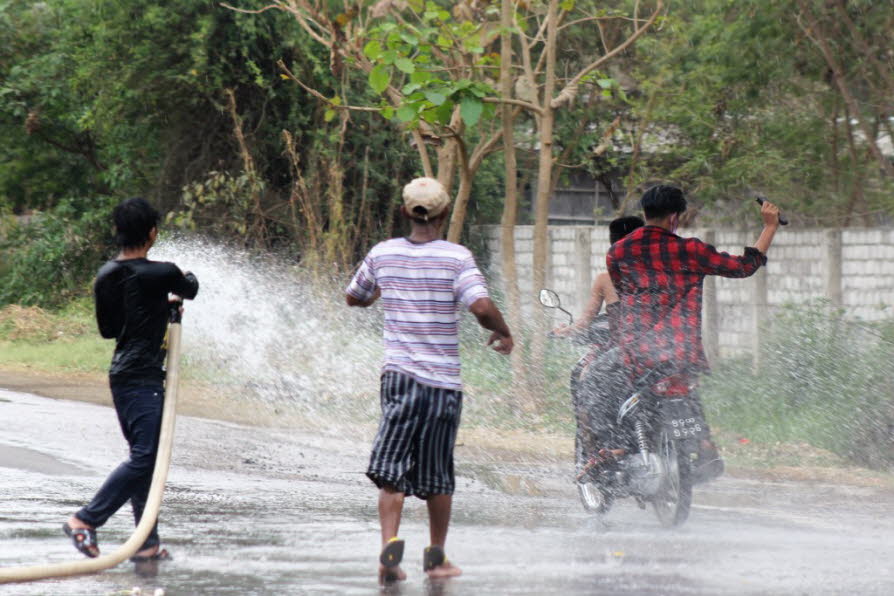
[94, 258, 199, 385]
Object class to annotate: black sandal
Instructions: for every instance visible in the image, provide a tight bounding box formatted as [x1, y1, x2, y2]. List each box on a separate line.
[379, 538, 404, 583]
[423, 545, 446, 572]
[62, 522, 99, 558]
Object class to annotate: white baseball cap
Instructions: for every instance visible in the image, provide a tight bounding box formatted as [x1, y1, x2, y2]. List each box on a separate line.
[402, 177, 450, 221]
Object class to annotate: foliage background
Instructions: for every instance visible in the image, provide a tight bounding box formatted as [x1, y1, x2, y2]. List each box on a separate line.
[2, 0, 893, 306]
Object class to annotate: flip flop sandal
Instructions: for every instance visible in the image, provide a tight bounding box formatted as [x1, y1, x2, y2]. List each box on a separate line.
[130, 547, 172, 563]
[379, 537, 404, 583]
[423, 545, 446, 572]
[62, 522, 99, 558]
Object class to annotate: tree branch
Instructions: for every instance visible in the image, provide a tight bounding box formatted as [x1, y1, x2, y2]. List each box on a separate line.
[277, 60, 380, 112]
[482, 96, 543, 115]
[559, 14, 640, 32]
[219, 2, 279, 15]
[556, 0, 663, 100]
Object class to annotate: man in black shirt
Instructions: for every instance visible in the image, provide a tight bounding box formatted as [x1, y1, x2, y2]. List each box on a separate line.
[63, 198, 198, 562]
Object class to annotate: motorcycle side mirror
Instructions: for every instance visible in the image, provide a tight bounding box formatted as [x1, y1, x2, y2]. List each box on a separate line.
[539, 289, 561, 308]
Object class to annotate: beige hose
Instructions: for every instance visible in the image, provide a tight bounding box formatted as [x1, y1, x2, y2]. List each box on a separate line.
[0, 320, 183, 584]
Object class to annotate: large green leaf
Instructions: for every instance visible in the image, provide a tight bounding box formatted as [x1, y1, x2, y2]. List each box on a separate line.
[396, 105, 417, 122]
[424, 90, 447, 106]
[369, 65, 391, 94]
[363, 41, 383, 61]
[395, 57, 415, 74]
[460, 97, 483, 126]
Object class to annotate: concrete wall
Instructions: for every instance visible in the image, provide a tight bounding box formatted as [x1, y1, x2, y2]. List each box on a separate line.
[477, 226, 894, 358]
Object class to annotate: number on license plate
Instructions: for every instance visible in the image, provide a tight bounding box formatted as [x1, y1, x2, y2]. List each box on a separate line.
[669, 417, 702, 438]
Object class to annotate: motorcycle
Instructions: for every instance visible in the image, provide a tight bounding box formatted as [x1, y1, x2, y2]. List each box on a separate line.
[540, 288, 707, 527]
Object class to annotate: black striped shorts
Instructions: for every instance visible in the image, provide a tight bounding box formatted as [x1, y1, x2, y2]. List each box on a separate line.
[366, 371, 463, 499]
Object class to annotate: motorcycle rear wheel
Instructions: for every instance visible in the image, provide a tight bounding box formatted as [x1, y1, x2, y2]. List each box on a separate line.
[651, 429, 692, 527]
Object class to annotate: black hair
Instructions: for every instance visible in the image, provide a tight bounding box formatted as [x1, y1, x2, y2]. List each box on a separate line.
[640, 185, 687, 220]
[609, 215, 645, 244]
[113, 197, 159, 249]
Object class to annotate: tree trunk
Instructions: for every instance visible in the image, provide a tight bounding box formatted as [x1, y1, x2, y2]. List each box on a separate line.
[446, 129, 505, 242]
[499, 0, 526, 389]
[530, 0, 559, 379]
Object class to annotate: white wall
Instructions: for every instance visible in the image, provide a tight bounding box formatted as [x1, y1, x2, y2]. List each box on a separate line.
[477, 226, 894, 358]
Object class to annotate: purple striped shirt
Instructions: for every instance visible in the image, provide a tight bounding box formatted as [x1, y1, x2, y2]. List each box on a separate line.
[346, 238, 489, 390]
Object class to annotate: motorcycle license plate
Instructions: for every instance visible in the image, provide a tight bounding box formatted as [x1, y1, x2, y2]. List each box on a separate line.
[662, 399, 707, 440]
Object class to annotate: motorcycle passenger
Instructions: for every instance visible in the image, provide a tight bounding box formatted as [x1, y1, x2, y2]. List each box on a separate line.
[553, 216, 644, 476]
[606, 185, 780, 481]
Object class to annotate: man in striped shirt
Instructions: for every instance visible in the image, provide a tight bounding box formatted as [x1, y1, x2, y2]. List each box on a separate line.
[346, 177, 513, 584]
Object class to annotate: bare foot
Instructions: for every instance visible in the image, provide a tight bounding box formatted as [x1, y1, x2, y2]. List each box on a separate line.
[379, 564, 407, 585]
[135, 545, 159, 559]
[65, 515, 92, 531]
[426, 561, 462, 579]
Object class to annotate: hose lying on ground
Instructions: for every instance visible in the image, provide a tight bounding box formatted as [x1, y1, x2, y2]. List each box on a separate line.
[0, 315, 183, 584]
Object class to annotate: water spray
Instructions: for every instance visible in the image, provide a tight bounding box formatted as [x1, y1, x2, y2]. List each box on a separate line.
[0, 302, 184, 584]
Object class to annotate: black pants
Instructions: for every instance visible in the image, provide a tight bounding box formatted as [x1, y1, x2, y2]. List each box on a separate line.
[76, 382, 163, 550]
[574, 347, 632, 466]
[367, 371, 462, 499]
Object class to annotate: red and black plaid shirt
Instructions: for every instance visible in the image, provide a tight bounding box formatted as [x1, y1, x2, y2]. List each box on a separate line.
[606, 226, 766, 380]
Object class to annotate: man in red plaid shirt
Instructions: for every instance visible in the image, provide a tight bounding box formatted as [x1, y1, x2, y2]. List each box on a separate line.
[607, 185, 780, 478]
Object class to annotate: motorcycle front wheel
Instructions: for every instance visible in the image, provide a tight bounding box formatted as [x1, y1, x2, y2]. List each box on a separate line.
[575, 431, 613, 514]
[651, 429, 692, 527]
[578, 481, 613, 514]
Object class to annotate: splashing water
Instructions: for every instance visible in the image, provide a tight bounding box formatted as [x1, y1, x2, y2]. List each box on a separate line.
[150, 235, 556, 434]
[152, 236, 387, 424]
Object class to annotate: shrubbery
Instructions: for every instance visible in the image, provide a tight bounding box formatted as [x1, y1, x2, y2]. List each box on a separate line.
[703, 301, 894, 470]
[0, 197, 116, 308]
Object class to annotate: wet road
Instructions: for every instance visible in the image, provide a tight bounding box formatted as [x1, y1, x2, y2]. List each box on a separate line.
[1, 388, 893, 595]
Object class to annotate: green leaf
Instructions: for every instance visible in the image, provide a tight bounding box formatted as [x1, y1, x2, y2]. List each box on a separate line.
[324, 109, 336, 122]
[424, 90, 447, 105]
[381, 106, 395, 120]
[369, 65, 391, 94]
[395, 57, 415, 74]
[402, 82, 422, 95]
[460, 97, 483, 126]
[469, 85, 488, 98]
[560, 0, 575, 11]
[435, 101, 453, 124]
[397, 105, 417, 122]
[597, 78, 615, 89]
[363, 40, 383, 61]
[410, 71, 433, 84]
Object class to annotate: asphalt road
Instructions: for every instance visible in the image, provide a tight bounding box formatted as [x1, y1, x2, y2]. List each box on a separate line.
[1, 388, 892, 595]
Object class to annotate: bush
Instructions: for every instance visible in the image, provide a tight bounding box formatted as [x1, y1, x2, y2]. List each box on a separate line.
[0, 197, 116, 308]
[702, 301, 894, 469]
